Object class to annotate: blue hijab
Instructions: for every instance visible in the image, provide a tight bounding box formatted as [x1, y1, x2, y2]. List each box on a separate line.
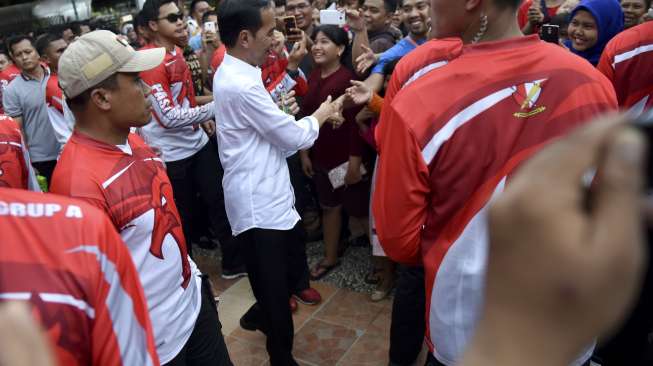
[564, 0, 624, 66]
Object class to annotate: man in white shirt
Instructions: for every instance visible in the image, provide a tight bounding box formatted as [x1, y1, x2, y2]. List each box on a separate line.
[213, 1, 342, 364]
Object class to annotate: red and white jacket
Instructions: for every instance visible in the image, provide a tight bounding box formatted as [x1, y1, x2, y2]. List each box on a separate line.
[50, 132, 202, 363]
[139, 45, 212, 162]
[0, 187, 159, 366]
[0, 115, 39, 190]
[598, 21, 653, 115]
[373, 35, 617, 366]
[0, 64, 20, 115]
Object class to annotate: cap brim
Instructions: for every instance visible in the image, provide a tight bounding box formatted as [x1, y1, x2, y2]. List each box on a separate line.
[118, 47, 165, 73]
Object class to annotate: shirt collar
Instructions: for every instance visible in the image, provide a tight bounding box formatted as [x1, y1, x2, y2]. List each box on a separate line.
[223, 53, 262, 81]
[20, 64, 49, 81]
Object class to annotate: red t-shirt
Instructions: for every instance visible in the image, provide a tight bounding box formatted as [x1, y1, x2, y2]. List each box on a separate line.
[0, 64, 20, 114]
[0, 187, 159, 366]
[373, 35, 617, 360]
[0, 115, 35, 190]
[518, 0, 561, 34]
[598, 21, 653, 112]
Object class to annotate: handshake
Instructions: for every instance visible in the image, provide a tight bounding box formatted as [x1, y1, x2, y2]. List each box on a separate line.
[278, 90, 346, 129]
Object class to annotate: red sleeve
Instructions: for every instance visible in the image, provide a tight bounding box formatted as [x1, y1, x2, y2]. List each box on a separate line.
[518, 0, 532, 29]
[91, 213, 160, 366]
[597, 41, 616, 85]
[210, 45, 226, 73]
[372, 103, 430, 265]
[0, 117, 29, 189]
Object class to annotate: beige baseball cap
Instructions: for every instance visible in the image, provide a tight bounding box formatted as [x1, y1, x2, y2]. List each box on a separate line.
[58, 30, 165, 98]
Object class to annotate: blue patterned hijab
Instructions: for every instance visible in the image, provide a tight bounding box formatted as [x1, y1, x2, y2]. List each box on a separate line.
[564, 0, 624, 66]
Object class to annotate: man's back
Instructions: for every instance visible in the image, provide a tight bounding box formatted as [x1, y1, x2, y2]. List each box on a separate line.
[598, 21, 653, 113]
[374, 35, 617, 365]
[0, 187, 159, 366]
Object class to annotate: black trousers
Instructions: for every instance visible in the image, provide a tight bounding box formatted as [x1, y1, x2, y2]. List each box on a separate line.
[166, 142, 241, 269]
[236, 223, 309, 366]
[389, 265, 427, 366]
[164, 276, 233, 366]
[32, 160, 57, 188]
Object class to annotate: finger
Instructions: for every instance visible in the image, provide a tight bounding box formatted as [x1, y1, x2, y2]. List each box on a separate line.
[287, 90, 296, 98]
[591, 128, 646, 253]
[285, 97, 297, 106]
[361, 44, 372, 53]
[350, 80, 366, 88]
[324, 95, 332, 104]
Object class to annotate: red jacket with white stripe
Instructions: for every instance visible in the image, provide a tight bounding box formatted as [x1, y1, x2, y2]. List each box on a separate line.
[373, 35, 617, 365]
[0, 187, 159, 366]
[598, 21, 653, 114]
[0, 115, 39, 190]
[139, 45, 212, 162]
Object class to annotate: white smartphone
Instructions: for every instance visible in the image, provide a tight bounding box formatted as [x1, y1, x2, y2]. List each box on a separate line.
[320, 9, 345, 26]
[204, 21, 216, 33]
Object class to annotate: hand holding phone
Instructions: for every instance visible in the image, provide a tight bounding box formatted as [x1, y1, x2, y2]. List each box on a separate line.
[320, 9, 346, 26]
[541, 24, 560, 44]
[204, 21, 216, 33]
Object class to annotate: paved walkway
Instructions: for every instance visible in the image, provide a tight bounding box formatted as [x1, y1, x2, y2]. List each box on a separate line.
[193, 249, 427, 366]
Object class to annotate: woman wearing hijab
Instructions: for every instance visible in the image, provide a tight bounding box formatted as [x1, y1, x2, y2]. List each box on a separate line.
[566, 0, 625, 66]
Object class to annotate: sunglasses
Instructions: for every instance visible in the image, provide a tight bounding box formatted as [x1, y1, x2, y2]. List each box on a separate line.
[158, 12, 183, 23]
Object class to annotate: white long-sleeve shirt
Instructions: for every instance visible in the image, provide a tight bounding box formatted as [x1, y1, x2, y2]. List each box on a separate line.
[213, 53, 319, 236]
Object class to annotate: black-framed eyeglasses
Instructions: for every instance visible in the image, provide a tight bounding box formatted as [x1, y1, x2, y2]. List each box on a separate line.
[158, 12, 183, 23]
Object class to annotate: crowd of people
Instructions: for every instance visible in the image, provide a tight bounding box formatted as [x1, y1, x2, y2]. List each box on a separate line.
[0, 0, 652, 365]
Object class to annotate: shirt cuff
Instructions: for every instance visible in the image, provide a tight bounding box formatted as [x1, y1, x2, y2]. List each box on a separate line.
[306, 116, 319, 131]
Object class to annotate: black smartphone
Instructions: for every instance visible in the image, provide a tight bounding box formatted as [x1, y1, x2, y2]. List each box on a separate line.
[541, 24, 560, 44]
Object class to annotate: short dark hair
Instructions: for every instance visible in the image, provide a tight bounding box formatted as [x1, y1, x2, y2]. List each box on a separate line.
[135, 11, 147, 29]
[218, 0, 271, 48]
[35, 33, 63, 56]
[494, 0, 522, 9]
[141, 0, 177, 24]
[202, 10, 218, 24]
[275, 0, 287, 6]
[382, 0, 398, 12]
[6, 35, 36, 56]
[190, 0, 209, 13]
[66, 74, 119, 111]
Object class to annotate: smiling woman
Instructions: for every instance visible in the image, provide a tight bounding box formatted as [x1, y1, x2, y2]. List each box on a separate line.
[565, 0, 624, 65]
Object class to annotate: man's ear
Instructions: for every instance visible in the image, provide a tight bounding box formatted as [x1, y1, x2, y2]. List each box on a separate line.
[90, 89, 112, 112]
[148, 20, 159, 33]
[465, 0, 483, 12]
[238, 30, 252, 49]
